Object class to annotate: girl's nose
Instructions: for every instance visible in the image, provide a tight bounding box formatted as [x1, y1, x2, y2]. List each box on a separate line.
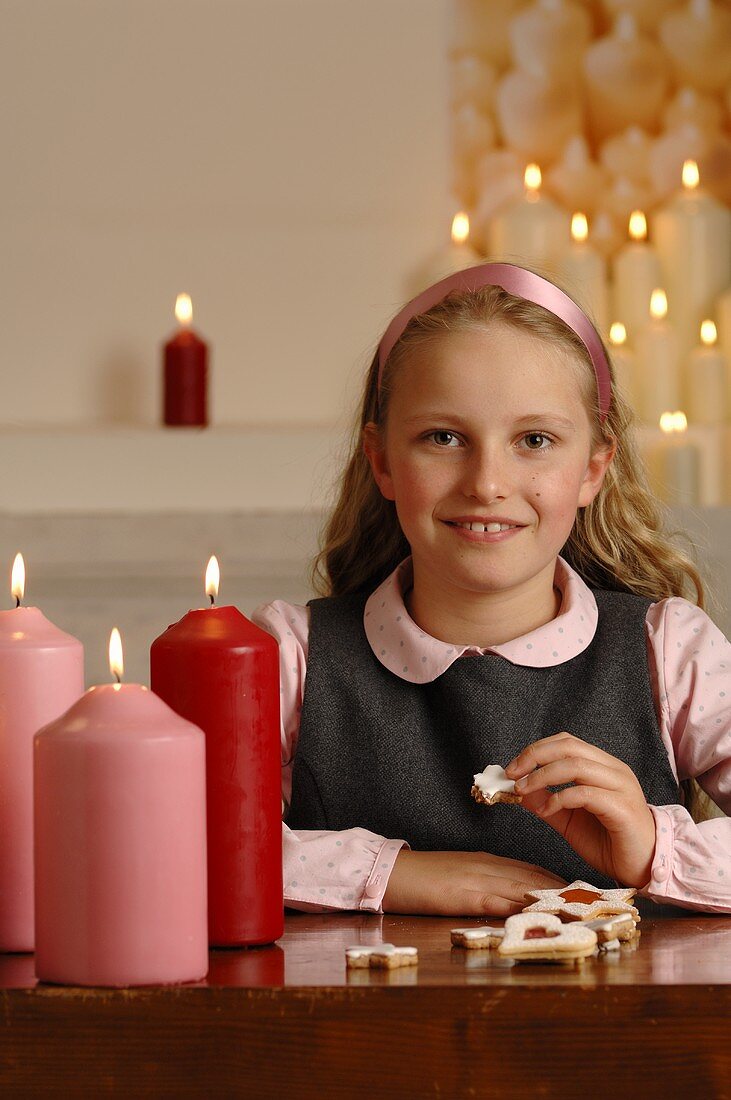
[461, 446, 510, 502]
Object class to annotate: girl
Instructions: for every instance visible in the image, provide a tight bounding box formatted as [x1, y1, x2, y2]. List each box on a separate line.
[254, 262, 730, 917]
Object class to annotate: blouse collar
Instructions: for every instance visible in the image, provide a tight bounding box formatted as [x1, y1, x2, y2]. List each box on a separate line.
[363, 557, 598, 684]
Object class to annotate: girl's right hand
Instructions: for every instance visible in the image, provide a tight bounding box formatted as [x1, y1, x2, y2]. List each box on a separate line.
[381, 849, 566, 916]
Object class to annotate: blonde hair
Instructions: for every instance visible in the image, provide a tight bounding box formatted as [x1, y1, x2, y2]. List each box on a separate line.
[312, 283, 704, 608]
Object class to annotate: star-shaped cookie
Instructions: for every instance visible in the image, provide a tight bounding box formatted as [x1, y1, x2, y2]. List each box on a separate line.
[522, 880, 639, 922]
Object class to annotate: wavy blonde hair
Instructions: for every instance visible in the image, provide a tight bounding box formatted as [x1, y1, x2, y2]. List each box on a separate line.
[312, 283, 704, 608]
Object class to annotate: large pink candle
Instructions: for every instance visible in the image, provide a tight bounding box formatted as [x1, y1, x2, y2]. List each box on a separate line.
[0, 555, 84, 952]
[33, 631, 208, 986]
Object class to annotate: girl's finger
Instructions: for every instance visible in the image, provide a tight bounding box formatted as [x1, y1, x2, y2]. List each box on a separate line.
[506, 733, 625, 779]
[534, 783, 630, 826]
[514, 756, 625, 796]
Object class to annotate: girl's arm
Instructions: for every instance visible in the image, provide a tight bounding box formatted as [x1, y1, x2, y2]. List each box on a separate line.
[254, 599, 566, 915]
[253, 599, 406, 914]
[642, 597, 731, 913]
[505, 599, 731, 912]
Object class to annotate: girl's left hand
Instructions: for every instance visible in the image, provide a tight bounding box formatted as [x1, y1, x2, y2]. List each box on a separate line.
[504, 732, 657, 888]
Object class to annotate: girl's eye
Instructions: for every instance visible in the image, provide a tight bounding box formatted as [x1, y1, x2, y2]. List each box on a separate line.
[428, 430, 461, 448]
[521, 432, 553, 451]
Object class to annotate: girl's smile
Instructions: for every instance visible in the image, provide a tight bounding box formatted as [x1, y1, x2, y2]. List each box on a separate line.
[364, 323, 613, 646]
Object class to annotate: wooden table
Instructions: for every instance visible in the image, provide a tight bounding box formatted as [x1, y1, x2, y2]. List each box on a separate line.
[2, 912, 730, 1098]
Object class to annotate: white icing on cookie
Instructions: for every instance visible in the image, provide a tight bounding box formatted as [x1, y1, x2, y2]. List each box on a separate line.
[451, 927, 505, 940]
[345, 944, 417, 958]
[473, 764, 516, 798]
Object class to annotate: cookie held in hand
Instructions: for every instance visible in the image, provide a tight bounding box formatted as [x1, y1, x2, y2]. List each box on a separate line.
[471, 764, 522, 806]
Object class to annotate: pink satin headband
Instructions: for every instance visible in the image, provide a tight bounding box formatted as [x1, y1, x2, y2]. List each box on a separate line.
[376, 262, 611, 421]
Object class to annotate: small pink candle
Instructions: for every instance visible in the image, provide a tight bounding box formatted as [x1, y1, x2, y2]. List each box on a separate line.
[33, 629, 208, 987]
[0, 554, 84, 953]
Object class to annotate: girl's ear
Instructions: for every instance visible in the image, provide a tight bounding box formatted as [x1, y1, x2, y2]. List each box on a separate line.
[578, 439, 616, 508]
[362, 422, 396, 501]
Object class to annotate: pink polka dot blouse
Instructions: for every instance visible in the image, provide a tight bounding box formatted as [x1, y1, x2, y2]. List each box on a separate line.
[253, 557, 731, 915]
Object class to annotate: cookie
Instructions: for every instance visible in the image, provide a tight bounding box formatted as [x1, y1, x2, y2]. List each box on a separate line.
[471, 764, 522, 806]
[345, 944, 418, 970]
[584, 914, 639, 945]
[497, 912, 597, 964]
[450, 926, 505, 950]
[522, 880, 639, 923]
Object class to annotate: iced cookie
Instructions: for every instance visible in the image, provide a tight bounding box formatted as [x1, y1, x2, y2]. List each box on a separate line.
[450, 926, 505, 950]
[585, 914, 640, 948]
[522, 880, 639, 923]
[497, 912, 597, 964]
[471, 764, 522, 806]
[345, 944, 418, 970]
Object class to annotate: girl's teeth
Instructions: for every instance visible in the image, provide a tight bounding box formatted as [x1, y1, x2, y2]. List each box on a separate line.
[457, 522, 513, 532]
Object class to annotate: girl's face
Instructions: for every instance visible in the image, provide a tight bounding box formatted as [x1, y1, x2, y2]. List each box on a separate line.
[364, 324, 613, 608]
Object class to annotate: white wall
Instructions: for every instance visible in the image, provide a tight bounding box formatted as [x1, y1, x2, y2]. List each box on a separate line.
[1, 0, 451, 431]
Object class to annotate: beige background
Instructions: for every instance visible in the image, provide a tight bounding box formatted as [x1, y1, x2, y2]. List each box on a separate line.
[2, 0, 450, 432]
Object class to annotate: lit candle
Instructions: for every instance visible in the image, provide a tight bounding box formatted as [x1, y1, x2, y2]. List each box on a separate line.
[608, 322, 638, 411]
[653, 160, 731, 355]
[612, 211, 662, 343]
[0, 554, 84, 953]
[410, 212, 482, 294]
[652, 411, 700, 506]
[635, 288, 682, 424]
[685, 320, 728, 426]
[34, 629, 208, 986]
[163, 292, 209, 427]
[487, 163, 569, 272]
[559, 212, 608, 334]
[150, 557, 283, 947]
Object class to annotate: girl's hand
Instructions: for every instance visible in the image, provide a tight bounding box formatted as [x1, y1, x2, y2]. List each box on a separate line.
[505, 732, 657, 888]
[382, 850, 566, 916]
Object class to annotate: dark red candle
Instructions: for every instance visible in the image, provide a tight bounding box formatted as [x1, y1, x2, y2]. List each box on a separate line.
[163, 293, 208, 427]
[150, 559, 283, 947]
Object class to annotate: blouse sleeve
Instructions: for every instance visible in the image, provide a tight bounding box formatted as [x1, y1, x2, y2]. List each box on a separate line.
[251, 599, 407, 913]
[643, 598, 731, 913]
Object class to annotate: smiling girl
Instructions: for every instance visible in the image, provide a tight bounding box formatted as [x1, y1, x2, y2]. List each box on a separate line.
[255, 263, 731, 916]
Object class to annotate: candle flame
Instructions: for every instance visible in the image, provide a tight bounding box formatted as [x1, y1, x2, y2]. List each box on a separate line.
[609, 322, 627, 347]
[682, 159, 699, 191]
[700, 319, 717, 346]
[205, 555, 220, 602]
[650, 288, 668, 321]
[571, 212, 588, 244]
[524, 163, 542, 193]
[109, 627, 124, 682]
[175, 293, 193, 327]
[628, 210, 647, 242]
[451, 211, 470, 245]
[659, 411, 688, 435]
[11, 552, 25, 603]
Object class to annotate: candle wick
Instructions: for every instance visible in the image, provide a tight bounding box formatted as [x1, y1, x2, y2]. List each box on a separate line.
[209, 593, 215, 607]
[14, 595, 21, 609]
[114, 671, 121, 684]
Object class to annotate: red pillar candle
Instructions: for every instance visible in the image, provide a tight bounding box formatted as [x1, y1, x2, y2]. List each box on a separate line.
[163, 292, 208, 427]
[150, 557, 283, 947]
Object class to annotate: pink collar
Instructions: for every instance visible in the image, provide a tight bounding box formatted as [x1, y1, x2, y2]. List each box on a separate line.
[363, 557, 599, 683]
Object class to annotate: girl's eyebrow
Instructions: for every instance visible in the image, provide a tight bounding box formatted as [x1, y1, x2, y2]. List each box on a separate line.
[403, 412, 578, 430]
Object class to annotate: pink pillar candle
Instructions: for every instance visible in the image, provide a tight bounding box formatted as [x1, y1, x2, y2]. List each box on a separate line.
[0, 606, 83, 952]
[34, 683, 208, 986]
